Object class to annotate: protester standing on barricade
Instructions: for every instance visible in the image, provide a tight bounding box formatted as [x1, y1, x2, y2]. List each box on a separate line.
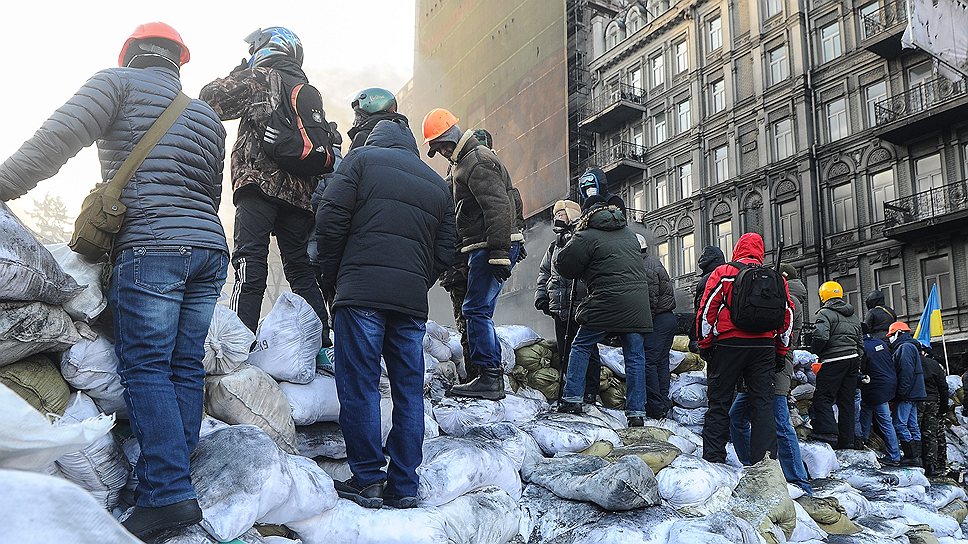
[888, 321, 927, 466]
[688, 246, 725, 353]
[919, 343, 948, 477]
[314, 118, 457, 509]
[346, 88, 407, 152]
[423, 109, 525, 400]
[858, 323, 903, 466]
[200, 27, 332, 347]
[0, 23, 228, 537]
[636, 233, 677, 419]
[864, 289, 897, 341]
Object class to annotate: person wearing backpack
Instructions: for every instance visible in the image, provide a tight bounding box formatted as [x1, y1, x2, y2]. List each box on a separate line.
[864, 289, 897, 341]
[200, 27, 334, 347]
[807, 281, 864, 449]
[0, 23, 227, 537]
[696, 232, 793, 464]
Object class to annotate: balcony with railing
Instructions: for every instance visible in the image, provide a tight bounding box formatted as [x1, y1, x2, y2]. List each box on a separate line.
[585, 141, 648, 180]
[873, 77, 968, 143]
[578, 83, 647, 133]
[859, 1, 908, 58]
[882, 179, 968, 240]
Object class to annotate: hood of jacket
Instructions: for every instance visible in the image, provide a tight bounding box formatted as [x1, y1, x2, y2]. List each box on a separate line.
[697, 245, 726, 275]
[866, 289, 886, 310]
[348, 111, 409, 143]
[788, 278, 807, 302]
[581, 205, 627, 232]
[364, 119, 419, 156]
[890, 331, 920, 350]
[731, 232, 765, 263]
[822, 297, 856, 317]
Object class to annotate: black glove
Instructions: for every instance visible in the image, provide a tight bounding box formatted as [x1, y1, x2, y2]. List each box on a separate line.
[699, 347, 715, 362]
[518, 244, 528, 261]
[231, 58, 250, 75]
[688, 340, 700, 354]
[490, 263, 512, 282]
[535, 298, 551, 315]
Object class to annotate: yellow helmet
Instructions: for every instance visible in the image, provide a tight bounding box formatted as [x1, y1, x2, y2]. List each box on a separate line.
[819, 281, 844, 303]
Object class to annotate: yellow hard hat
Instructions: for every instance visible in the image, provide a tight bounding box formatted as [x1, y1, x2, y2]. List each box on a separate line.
[819, 281, 844, 303]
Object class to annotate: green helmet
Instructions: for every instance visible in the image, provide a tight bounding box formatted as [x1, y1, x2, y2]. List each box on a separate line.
[352, 87, 397, 115]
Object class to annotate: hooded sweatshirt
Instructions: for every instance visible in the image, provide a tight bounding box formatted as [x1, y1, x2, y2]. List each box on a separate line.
[811, 298, 863, 363]
[864, 290, 897, 341]
[693, 246, 727, 313]
[696, 233, 794, 354]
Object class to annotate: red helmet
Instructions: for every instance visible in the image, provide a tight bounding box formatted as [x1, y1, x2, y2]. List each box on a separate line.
[118, 22, 190, 67]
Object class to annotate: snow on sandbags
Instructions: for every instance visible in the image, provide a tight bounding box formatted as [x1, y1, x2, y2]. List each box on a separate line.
[278, 373, 340, 426]
[0, 354, 71, 416]
[517, 483, 607, 543]
[0, 469, 141, 543]
[521, 412, 622, 455]
[671, 382, 708, 409]
[566, 505, 682, 544]
[289, 486, 520, 544]
[729, 456, 797, 543]
[799, 440, 841, 479]
[832, 465, 900, 493]
[204, 304, 255, 376]
[666, 511, 766, 544]
[0, 203, 83, 305]
[54, 392, 128, 509]
[495, 324, 542, 351]
[0, 382, 113, 471]
[191, 425, 337, 542]
[247, 293, 321, 384]
[45, 243, 108, 322]
[432, 393, 547, 436]
[898, 502, 964, 538]
[522, 453, 660, 511]
[417, 433, 523, 507]
[656, 454, 743, 512]
[60, 335, 126, 417]
[927, 483, 968, 510]
[0, 300, 80, 367]
[205, 364, 298, 454]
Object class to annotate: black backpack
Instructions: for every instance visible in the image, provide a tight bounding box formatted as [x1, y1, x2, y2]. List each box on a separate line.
[728, 261, 787, 333]
[262, 79, 337, 178]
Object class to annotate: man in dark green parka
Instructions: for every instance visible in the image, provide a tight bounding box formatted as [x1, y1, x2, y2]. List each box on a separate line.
[555, 170, 652, 425]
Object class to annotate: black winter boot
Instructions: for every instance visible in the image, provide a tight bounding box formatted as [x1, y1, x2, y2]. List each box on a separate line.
[910, 439, 924, 468]
[446, 366, 506, 400]
[121, 499, 203, 539]
[900, 440, 919, 466]
[557, 401, 583, 414]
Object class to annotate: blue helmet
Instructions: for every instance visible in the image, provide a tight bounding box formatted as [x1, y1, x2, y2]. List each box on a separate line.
[245, 27, 303, 68]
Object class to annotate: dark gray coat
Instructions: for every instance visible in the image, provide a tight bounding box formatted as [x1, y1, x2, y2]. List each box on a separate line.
[811, 298, 864, 362]
[777, 278, 807, 395]
[535, 232, 587, 321]
[642, 250, 676, 316]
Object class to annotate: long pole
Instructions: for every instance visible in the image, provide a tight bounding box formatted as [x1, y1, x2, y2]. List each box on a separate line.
[942, 331, 952, 375]
[557, 279, 579, 403]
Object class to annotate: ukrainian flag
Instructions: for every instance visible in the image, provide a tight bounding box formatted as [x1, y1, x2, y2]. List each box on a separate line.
[914, 283, 944, 347]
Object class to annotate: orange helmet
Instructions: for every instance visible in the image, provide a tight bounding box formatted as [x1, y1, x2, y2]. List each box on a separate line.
[119, 22, 190, 67]
[887, 321, 911, 337]
[422, 108, 459, 144]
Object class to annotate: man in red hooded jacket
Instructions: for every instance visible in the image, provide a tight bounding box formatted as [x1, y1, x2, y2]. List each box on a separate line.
[696, 232, 794, 464]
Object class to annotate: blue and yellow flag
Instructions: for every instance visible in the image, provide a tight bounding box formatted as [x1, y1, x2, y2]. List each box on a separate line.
[914, 284, 944, 347]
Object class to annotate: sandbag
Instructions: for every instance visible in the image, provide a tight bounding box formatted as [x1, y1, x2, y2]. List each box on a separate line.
[797, 495, 862, 535]
[791, 500, 828, 543]
[940, 498, 968, 524]
[879, 465, 930, 487]
[729, 456, 797, 543]
[515, 341, 554, 373]
[0, 383, 113, 471]
[656, 454, 742, 511]
[247, 293, 321, 384]
[526, 366, 560, 401]
[433, 397, 506, 436]
[278, 373, 340, 426]
[567, 505, 682, 544]
[290, 486, 520, 544]
[297, 422, 347, 459]
[672, 351, 705, 374]
[417, 434, 522, 507]
[671, 335, 690, 352]
[0, 354, 70, 415]
[518, 483, 607, 543]
[524, 453, 659, 511]
[900, 502, 963, 538]
[522, 413, 622, 455]
[620, 425, 673, 443]
[462, 422, 545, 471]
[45, 243, 107, 321]
[666, 511, 765, 544]
[832, 465, 900, 493]
[835, 448, 880, 469]
[447, 333, 464, 364]
[60, 335, 127, 417]
[799, 440, 840, 479]
[0, 468, 140, 543]
[928, 483, 968, 510]
[0, 300, 79, 367]
[423, 332, 452, 363]
[498, 335, 516, 374]
[907, 524, 941, 544]
[204, 304, 255, 376]
[0, 203, 83, 304]
[495, 324, 542, 350]
[205, 364, 298, 454]
[606, 440, 681, 473]
[947, 375, 963, 397]
[671, 382, 707, 409]
[54, 392, 128, 508]
[500, 393, 549, 425]
[192, 425, 337, 542]
[670, 405, 707, 429]
[152, 524, 269, 544]
[600, 377, 626, 410]
[599, 345, 626, 378]
[792, 383, 815, 401]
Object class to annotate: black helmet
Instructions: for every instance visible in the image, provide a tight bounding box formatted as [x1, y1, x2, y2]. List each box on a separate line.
[245, 27, 303, 68]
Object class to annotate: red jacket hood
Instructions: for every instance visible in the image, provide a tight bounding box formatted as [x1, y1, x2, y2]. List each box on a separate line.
[732, 233, 765, 263]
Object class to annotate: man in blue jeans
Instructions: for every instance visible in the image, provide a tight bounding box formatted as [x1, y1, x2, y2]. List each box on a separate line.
[0, 23, 228, 538]
[316, 118, 457, 508]
[888, 321, 927, 466]
[858, 324, 901, 465]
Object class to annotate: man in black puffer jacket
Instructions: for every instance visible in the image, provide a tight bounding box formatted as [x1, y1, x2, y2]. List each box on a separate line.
[689, 246, 726, 353]
[864, 289, 897, 341]
[919, 343, 948, 477]
[636, 234, 677, 418]
[0, 23, 227, 538]
[315, 118, 457, 509]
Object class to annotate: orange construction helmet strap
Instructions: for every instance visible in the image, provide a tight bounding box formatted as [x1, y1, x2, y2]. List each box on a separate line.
[119, 22, 190, 67]
[422, 108, 459, 144]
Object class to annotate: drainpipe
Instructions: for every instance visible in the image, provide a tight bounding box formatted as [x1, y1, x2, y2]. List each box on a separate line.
[800, 0, 828, 279]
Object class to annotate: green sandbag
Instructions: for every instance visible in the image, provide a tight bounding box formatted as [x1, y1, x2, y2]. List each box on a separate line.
[606, 440, 680, 473]
[511, 365, 529, 392]
[731, 457, 798, 541]
[618, 426, 673, 444]
[600, 380, 626, 410]
[955, 387, 964, 406]
[907, 524, 941, 544]
[0, 354, 71, 415]
[580, 440, 615, 457]
[941, 499, 968, 524]
[515, 342, 553, 373]
[673, 351, 705, 374]
[796, 495, 861, 535]
[256, 525, 294, 538]
[671, 335, 690, 352]
[795, 424, 811, 441]
[527, 366, 561, 402]
[599, 366, 613, 393]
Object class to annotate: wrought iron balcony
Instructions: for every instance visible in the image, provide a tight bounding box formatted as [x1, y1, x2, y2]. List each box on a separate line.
[586, 141, 648, 180]
[873, 77, 968, 144]
[578, 84, 647, 133]
[883, 179, 968, 240]
[860, 1, 907, 57]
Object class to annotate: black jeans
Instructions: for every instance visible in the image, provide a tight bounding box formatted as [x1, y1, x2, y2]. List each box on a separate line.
[644, 311, 677, 417]
[703, 338, 777, 464]
[554, 315, 601, 399]
[810, 357, 859, 448]
[230, 188, 329, 334]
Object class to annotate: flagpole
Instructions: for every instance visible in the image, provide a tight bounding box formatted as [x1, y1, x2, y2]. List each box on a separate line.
[942, 330, 951, 375]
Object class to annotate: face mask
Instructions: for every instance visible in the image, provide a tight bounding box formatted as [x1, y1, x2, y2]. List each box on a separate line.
[554, 218, 570, 230]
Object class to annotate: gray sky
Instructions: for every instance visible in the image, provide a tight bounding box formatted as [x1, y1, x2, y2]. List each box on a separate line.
[2, 0, 415, 232]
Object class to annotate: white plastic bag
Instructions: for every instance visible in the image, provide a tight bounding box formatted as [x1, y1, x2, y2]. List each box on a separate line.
[417, 435, 522, 507]
[523, 454, 660, 511]
[522, 413, 622, 455]
[799, 440, 841, 479]
[0, 203, 83, 305]
[656, 454, 743, 511]
[55, 392, 129, 508]
[278, 373, 340, 426]
[671, 383, 708, 409]
[423, 331, 452, 363]
[45, 243, 107, 321]
[495, 324, 543, 350]
[203, 304, 255, 376]
[247, 293, 321, 384]
[60, 335, 127, 417]
[598, 345, 626, 378]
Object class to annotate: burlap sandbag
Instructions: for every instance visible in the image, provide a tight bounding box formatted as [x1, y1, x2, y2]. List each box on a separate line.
[730, 456, 798, 543]
[941, 499, 968, 524]
[672, 351, 705, 374]
[600, 379, 626, 410]
[618, 426, 674, 444]
[671, 335, 690, 352]
[515, 342, 553, 373]
[796, 495, 861, 535]
[906, 524, 941, 544]
[0, 354, 70, 415]
[204, 364, 297, 454]
[606, 440, 680, 473]
[526, 367, 560, 402]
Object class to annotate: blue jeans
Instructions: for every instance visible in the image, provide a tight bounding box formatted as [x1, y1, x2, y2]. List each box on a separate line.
[334, 307, 426, 497]
[893, 401, 922, 442]
[110, 246, 227, 508]
[854, 390, 863, 438]
[643, 311, 676, 417]
[462, 243, 521, 369]
[564, 327, 646, 417]
[730, 393, 813, 494]
[861, 402, 901, 461]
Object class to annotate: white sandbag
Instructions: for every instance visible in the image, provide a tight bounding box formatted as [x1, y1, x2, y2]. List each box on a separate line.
[247, 293, 321, 384]
[120, 436, 139, 491]
[192, 425, 337, 542]
[462, 422, 545, 472]
[799, 440, 841, 479]
[599, 345, 626, 378]
[568, 506, 682, 544]
[151, 524, 269, 543]
[296, 422, 347, 459]
[794, 350, 818, 368]
[448, 333, 464, 364]
[60, 335, 126, 417]
[518, 483, 607, 543]
[879, 465, 930, 488]
[0, 468, 141, 543]
[901, 502, 963, 538]
[278, 373, 340, 426]
[423, 333, 452, 363]
[516, 385, 548, 403]
[54, 392, 128, 509]
[204, 304, 254, 376]
[0, 203, 83, 304]
[495, 324, 542, 350]
[205, 364, 298, 454]
[584, 404, 629, 430]
[812, 479, 871, 519]
[523, 454, 660, 511]
[670, 405, 707, 427]
[289, 486, 519, 544]
[500, 392, 549, 425]
[832, 465, 899, 493]
[643, 418, 704, 449]
[424, 398, 440, 439]
[948, 375, 963, 397]
[668, 349, 686, 372]
[417, 435, 522, 507]
[433, 397, 506, 436]
[499, 335, 516, 374]
[671, 382, 708, 409]
[835, 448, 880, 469]
[0, 300, 80, 367]
[425, 319, 450, 343]
[656, 454, 743, 511]
[666, 511, 765, 544]
[198, 416, 231, 439]
[522, 413, 622, 455]
[927, 483, 968, 509]
[0, 382, 113, 471]
[423, 352, 439, 386]
[791, 383, 816, 401]
[45, 243, 107, 321]
[669, 371, 706, 397]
